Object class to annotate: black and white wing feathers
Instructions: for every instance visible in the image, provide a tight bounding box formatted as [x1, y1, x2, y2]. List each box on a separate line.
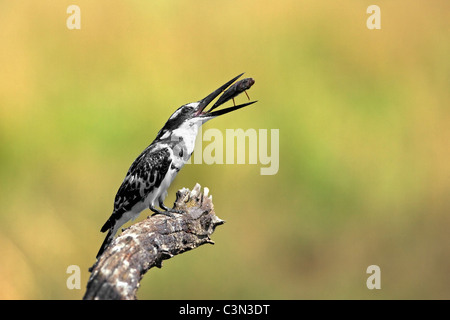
[100, 147, 172, 232]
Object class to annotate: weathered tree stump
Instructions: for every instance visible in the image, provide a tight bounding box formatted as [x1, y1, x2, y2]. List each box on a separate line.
[83, 183, 224, 300]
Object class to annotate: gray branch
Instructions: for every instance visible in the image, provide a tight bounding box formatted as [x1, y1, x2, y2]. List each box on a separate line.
[83, 184, 225, 300]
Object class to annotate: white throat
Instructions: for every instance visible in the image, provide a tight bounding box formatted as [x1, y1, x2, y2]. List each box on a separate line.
[171, 118, 203, 156]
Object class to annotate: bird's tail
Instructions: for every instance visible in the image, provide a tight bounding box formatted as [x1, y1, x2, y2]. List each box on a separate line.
[100, 217, 112, 233]
[96, 229, 113, 259]
[97, 211, 124, 258]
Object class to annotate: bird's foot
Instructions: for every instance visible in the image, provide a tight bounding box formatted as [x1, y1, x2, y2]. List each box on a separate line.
[158, 202, 184, 215]
[151, 210, 176, 218]
[150, 205, 175, 218]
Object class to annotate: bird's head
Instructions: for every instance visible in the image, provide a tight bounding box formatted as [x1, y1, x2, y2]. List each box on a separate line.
[156, 73, 257, 140]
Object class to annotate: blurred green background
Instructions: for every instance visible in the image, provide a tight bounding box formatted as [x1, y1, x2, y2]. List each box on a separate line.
[1, 0, 449, 299]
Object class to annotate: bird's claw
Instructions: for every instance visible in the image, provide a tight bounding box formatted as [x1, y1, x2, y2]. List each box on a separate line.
[151, 211, 176, 218]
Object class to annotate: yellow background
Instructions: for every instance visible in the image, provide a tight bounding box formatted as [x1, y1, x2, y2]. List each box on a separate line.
[0, 1, 449, 299]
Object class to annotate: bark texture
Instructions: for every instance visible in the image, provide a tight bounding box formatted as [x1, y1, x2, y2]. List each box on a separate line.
[83, 183, 224, 300]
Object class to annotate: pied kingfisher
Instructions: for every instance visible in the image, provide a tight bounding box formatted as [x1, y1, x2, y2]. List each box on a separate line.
[96, 74, 256, 258]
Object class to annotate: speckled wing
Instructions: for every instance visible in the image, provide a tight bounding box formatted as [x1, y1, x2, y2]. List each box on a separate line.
[100, 147, 171, 232]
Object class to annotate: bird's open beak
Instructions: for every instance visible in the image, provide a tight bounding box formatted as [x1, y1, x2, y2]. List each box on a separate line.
[195, 73, 257, 119]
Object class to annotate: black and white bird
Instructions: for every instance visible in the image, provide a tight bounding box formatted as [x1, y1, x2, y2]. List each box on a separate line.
[96, 73, 256, 258]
